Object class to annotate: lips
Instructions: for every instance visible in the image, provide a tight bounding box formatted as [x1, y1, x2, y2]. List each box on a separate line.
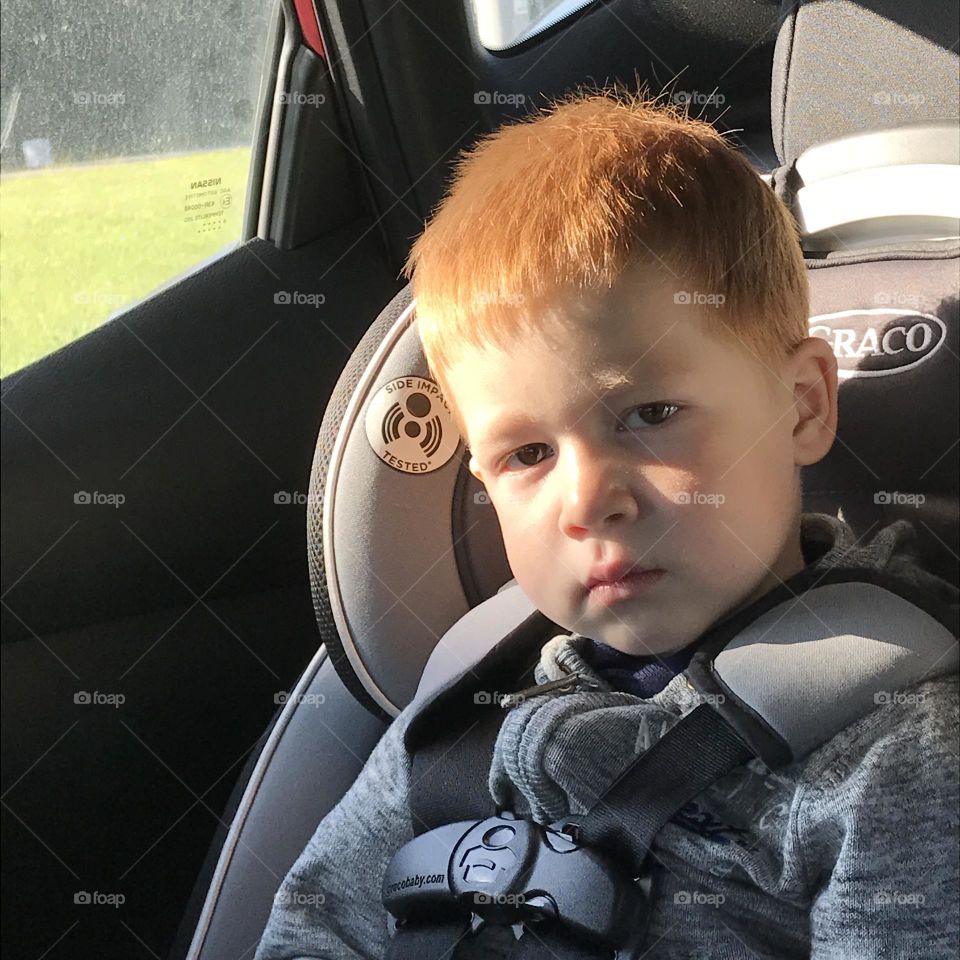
[586, 566, 665, 607]
[585, 561, 660, 590]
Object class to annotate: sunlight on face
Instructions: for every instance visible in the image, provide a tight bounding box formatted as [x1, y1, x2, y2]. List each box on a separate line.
[448, 264, 812, 656]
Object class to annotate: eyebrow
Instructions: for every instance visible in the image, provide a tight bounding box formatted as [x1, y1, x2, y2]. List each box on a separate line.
[591, 367, 636, 391]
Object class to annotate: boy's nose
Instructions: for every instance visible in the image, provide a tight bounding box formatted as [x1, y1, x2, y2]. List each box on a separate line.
[558, 445, 638, 536]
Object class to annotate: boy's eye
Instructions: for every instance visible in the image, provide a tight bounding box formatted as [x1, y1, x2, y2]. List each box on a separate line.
[619, 402, 681, 430]
[505, 444, 549, 470]
[500, 402, 681, 472]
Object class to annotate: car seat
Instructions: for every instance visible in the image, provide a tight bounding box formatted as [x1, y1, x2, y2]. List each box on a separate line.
[175, 2, 960, 957]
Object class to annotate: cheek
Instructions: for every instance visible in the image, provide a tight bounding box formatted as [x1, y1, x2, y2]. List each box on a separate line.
[500, 532, 557, 609]
[700, 405, 796, 497]
[496, 506, 541, 576]
[734, 425, 797, 509]
[699, 438, 798, 574]
[496, 504, 571, 611]
[664, 422, 796, 564]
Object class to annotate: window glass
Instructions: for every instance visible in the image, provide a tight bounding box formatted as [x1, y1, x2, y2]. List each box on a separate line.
[469, 0, 595, 51]
[0, 0, 275, 377]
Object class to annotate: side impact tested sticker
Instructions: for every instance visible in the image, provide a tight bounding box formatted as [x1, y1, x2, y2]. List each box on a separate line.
[364, 377, 460, 474]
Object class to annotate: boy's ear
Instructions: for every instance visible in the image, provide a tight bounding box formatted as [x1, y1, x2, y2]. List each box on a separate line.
[468, 453, 483, 482]
[789, 336, 839, 467]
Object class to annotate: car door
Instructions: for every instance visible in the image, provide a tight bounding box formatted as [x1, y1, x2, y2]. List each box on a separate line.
[0, 0, 480, 956]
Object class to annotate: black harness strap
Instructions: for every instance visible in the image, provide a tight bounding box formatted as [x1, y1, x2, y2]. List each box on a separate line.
[410, 701, 504, 832]
[384, 918, 472, 960]
[574, 704, 754, 870]
[407, 610, 554, 832]
[506, 922, 614, 959]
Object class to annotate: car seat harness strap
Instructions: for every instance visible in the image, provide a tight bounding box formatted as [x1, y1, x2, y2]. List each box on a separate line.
[383, 704, 754, 958]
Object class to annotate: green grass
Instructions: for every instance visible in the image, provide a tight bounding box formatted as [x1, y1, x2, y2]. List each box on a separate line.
[0, 146, 251, 377]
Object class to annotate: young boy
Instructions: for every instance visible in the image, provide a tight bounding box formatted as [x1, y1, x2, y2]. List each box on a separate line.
[255, 91, 959, 959]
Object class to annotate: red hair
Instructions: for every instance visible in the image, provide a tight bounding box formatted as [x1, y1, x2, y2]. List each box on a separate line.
[403, 88, 809, 440]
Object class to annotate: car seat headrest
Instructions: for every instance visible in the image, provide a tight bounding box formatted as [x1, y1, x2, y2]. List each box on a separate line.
[307, 286, 512, 720]
[772, 0, 960, 166]
[782, 123, 960, 252]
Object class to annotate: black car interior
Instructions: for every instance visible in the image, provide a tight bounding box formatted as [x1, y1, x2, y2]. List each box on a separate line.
[1, 1, 957, 959]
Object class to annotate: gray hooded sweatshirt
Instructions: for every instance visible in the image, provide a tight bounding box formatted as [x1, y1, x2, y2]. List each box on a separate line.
[255, 514, 959, 960]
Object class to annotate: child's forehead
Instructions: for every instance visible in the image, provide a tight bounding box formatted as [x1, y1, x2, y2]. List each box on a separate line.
[451, 270, 721, 391]
[455, 321, 691, 381]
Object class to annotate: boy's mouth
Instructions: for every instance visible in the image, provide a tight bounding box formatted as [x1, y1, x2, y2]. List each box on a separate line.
[585, 560, 660, 590]
[586, 568, 665, 606]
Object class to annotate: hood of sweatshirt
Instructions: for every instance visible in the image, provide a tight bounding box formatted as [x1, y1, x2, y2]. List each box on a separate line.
[488, 512, 959, 824]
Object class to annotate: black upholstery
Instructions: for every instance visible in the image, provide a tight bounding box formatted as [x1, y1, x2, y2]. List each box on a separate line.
[772, 0, 960, 164]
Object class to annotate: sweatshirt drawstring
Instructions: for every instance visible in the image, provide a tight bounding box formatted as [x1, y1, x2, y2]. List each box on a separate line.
[498, 670, 598, 710]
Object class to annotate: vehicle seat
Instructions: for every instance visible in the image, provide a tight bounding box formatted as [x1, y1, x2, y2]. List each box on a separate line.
[176, 3, 959, 957]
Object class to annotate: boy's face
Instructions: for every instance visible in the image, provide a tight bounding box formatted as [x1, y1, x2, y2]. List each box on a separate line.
[451, 263, 837, 657]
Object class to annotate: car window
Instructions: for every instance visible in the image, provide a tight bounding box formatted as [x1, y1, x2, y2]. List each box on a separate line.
[469, 0, 596, 51]
[0, 0, 275, 377]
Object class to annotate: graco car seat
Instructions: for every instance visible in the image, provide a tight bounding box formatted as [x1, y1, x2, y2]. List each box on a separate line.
[176, 2, 960, 957]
